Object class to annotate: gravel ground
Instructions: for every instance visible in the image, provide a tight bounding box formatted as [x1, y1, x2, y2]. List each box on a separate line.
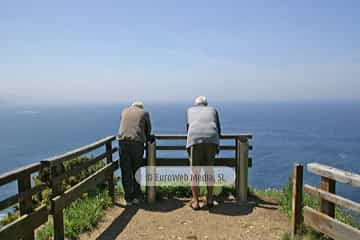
[80, 195, 289, 240]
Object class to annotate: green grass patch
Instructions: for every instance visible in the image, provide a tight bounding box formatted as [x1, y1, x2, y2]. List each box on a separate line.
[155, 185, 232, 198]
[0, 211, 20, 226]
[36, 190, 112, 240]
[250, 187, 283, 201]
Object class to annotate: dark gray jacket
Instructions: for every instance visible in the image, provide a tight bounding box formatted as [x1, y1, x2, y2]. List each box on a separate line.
[186, 105, 221, 148]
[118, 106, 151, 143]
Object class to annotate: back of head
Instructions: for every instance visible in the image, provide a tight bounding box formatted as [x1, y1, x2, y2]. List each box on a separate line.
[194, 96, 208, 106]
[131, 101, 144, 109]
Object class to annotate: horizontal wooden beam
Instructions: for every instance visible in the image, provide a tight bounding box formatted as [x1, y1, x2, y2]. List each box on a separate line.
[0, 183, 48, 211]
[248, 157, 253, 168]
[156, 145, 185, 150]
[155, 133, 252, 140]
[151, 158, 252, 168]
[220, 145, 237, 150]
[0, 194, 18, 211]
[51, 161, 118, 214]
[155, 158, 233, 167]
[41, 136, 115, 166]
[51, 147, 118, 185]
[156, 146, 252, 151]
[221, 134, 253, 140]
[304, 206, 360, 240]
[308, 163, 360, 188]
[21, 183, 47, 200]
[156, 145, 237, 150]
[304, 184, 360, 213]
[0, 205, 48, 239]
[0, 162, 43, 186]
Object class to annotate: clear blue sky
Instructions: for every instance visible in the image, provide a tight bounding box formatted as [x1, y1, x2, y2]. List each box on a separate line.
[1, 1, 359, 105]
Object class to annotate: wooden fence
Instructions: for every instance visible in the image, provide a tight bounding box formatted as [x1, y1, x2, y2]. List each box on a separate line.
[146, 134, 253, 203]
[291, 162, 360, 240]
[0, 136, 117, 240]
[0, 133, 252, 240]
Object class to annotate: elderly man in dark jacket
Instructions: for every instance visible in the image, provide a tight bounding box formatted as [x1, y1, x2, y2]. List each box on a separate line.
[118, 101, 152, 205]
[186, 96, 221, 210]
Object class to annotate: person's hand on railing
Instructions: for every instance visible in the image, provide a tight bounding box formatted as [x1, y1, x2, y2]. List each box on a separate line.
[149, 134, 156, 143]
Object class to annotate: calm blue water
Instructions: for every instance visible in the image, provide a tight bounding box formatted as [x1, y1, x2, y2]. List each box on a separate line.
[0, 102, 359, 213]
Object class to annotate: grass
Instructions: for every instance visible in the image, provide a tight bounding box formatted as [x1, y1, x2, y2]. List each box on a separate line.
[36, 190, 112, 240]
[250, 187, 283, 201]
[155, 185, 233, 198]
[0, 211, 20, 226]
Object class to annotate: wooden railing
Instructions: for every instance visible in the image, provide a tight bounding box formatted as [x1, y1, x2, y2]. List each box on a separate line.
[0, 136, 117, 240]
[291, 162, 360, 239]
[0, 133, 253, 240]
[146, 134, 253, 203]
[0, 162, 47, 240]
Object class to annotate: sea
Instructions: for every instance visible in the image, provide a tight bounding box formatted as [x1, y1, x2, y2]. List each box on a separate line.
[0, 101, 359, 218]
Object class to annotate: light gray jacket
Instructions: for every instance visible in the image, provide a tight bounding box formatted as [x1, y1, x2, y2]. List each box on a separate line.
[186, 105, 221, 148]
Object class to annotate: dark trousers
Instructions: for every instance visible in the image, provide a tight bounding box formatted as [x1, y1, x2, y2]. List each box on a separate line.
[118, 141, 144, 201]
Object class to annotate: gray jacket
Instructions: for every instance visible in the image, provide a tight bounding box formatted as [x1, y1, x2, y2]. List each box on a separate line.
[118, 106, 151, 143]
[186, 105, 221, 148]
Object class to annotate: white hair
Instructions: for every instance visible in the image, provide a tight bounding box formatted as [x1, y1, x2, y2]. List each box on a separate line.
[131, 101, 144, 109]
[194, 96, 208, 106]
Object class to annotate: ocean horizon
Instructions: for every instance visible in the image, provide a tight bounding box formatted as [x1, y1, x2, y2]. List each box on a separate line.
[1, 101, 359, 213]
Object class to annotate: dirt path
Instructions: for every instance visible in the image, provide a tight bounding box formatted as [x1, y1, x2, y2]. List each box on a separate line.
[80, 195, 289, 240]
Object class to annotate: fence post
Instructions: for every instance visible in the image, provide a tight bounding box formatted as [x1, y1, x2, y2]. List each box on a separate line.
[238, 138, 249, 203]
[291, 163, 303, 237]
[147, 141, 156, 203]
[235, 138, 240, 200]
[51, 164, 65, 240]
[18, 173, 35, 240]
[106, 141, 115, 202]
[320, 177, 336, 218]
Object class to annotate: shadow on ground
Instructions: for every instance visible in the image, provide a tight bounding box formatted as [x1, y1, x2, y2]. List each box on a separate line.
[95, 204, 139, 240]
[95, 198, 186, 240]
[95, 190, 280, 239]
[209, 194, 279, 216]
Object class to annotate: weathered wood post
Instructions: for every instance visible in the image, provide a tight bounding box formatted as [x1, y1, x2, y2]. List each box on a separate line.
[236, 137, 249, 202]
[106, 141, 115, 202]
[239, 138, 249, 202]
[50, 164, 65, 240]
[235, 138, 241, 200]
[147, 140, 156, 203]
[320, 176, 336, 218]
[17, 173, 35, 240]
[291, 163, 303, 237]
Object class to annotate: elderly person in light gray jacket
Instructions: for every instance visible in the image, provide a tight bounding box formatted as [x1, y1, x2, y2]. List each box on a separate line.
[186, 96, 221, 210]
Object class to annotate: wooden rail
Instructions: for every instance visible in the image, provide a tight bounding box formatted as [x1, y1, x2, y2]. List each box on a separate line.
[0, 161, 46, 240]
[291, 162, 360, 239]
[0, 133, 253, 240]
[0, 136, 117, 240]
[41, 136, 117, 240]
[146, 133, 253, 202]
[155, 133, 252, 139]
[307, 162, 360, 188]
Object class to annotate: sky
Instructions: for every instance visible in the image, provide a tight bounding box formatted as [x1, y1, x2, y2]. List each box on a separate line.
[1, 1, 360, 105]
